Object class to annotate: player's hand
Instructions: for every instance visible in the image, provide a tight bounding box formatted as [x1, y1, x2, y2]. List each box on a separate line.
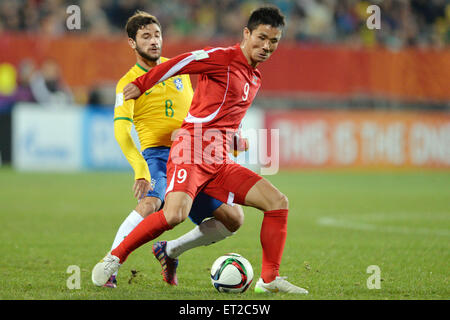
[133, 178, 152, 200]
[232, 137, 249, 157]
[123, 83, 142, 100]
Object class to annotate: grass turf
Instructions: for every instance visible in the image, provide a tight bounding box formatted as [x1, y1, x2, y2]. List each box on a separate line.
[0, 167, 448, 300]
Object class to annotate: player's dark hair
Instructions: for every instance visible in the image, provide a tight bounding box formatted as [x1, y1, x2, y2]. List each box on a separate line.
[126, 11, 162, 40]
[247, 6, 285, 32]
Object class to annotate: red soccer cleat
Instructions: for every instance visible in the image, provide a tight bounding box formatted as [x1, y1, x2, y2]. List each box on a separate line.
[152, 241, 179, 286]
[103, 275, 117, 288]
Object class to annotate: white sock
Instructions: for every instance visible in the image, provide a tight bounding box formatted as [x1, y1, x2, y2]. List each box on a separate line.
[110, 210, 144, 276]
[165, 218, 234, 259]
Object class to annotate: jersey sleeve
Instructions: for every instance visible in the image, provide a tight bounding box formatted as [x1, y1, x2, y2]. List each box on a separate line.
[114, 79, 151, 182]
[132, 47, 230, 95]
[114, 78, 135, 120]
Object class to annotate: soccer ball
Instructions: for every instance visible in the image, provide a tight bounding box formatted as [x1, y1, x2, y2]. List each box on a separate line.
[210, 253, 253, 293]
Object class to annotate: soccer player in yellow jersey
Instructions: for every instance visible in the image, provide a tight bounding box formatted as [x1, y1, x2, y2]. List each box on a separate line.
[107, 11, 244, 287]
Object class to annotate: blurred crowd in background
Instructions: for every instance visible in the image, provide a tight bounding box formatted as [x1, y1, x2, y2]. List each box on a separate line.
[0, 0, 449, 168]
[1, 0, 449, 48]
[0, 0, 449, 110]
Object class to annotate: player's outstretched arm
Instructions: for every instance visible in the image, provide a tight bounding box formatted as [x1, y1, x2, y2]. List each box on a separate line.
[124, 47, 229, 101]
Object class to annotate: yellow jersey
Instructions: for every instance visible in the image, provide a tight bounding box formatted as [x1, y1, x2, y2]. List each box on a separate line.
[114, 58, 193, 181]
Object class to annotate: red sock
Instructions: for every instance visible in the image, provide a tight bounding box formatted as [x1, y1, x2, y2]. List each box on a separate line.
[260, 209, 288, 283]
[111, 210, 172, 263]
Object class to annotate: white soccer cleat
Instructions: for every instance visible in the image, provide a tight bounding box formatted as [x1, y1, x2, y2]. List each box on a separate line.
[91, 252, 121, 287]
[254, 276, 309, 294]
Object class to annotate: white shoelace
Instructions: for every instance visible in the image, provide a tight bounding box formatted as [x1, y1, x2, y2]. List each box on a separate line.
[275, 276, 305, 292]
[103, 256, 119, 273]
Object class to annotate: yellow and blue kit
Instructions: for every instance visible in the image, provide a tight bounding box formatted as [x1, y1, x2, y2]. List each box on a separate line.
[114, 58, 193, 182]
[114, 59, 222, 224]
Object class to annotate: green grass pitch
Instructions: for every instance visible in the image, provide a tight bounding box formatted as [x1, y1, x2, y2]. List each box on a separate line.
[0, 167, 448, 300]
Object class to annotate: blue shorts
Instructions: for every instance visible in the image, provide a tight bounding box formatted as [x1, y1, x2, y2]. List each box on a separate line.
[142, 147, 223, 225]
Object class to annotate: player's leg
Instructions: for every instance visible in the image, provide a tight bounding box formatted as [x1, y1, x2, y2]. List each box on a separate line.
[245, 177, 288, 284]
[92, 157, 205, 286]
[203, 164, 307, 294]
[153, 194, 243, 285]
[145, 191, 243, 287]
[103, 148, 168, 287]
[243, 177, 288, 211]
[103, 197, 161, 287]
[244, 178, 307, 294]
[244, 180, 288, 275]
[212, 202, 244, 233]
[92, 149, 199, 286]
[110, 197, 162, 251]
[163, 195, 244, 259]
[112, 191, 193, 262]
[91, 191, 192, 286]
[110, 147, 168, 252]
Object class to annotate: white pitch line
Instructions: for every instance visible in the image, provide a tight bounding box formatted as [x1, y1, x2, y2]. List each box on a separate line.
[317, 217, 450, 237]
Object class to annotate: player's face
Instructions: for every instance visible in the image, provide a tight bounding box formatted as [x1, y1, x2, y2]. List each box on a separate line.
[242, 24, 282, 67]
[132, 23, 162, 62]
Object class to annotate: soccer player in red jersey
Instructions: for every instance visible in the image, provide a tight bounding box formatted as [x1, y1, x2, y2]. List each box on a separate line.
[92, 6, 308, 294]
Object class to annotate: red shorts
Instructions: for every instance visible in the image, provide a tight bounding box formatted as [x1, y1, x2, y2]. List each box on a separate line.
[165, 157, 262, 206]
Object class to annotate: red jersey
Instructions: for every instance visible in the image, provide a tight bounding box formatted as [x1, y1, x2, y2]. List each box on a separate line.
[132, 44, 265, 203]
[132, 44, 262, 134]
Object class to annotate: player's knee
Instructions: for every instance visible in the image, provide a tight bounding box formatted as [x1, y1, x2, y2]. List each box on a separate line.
[279, 193, 289, 210]
[229, 205, 244, 232]
[268, 192, 289, 211]
[212, 204, 244, 233]
[164, 207, 188, 226]
[163, 192, 192, 226]
[135, 197, 161, 217]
